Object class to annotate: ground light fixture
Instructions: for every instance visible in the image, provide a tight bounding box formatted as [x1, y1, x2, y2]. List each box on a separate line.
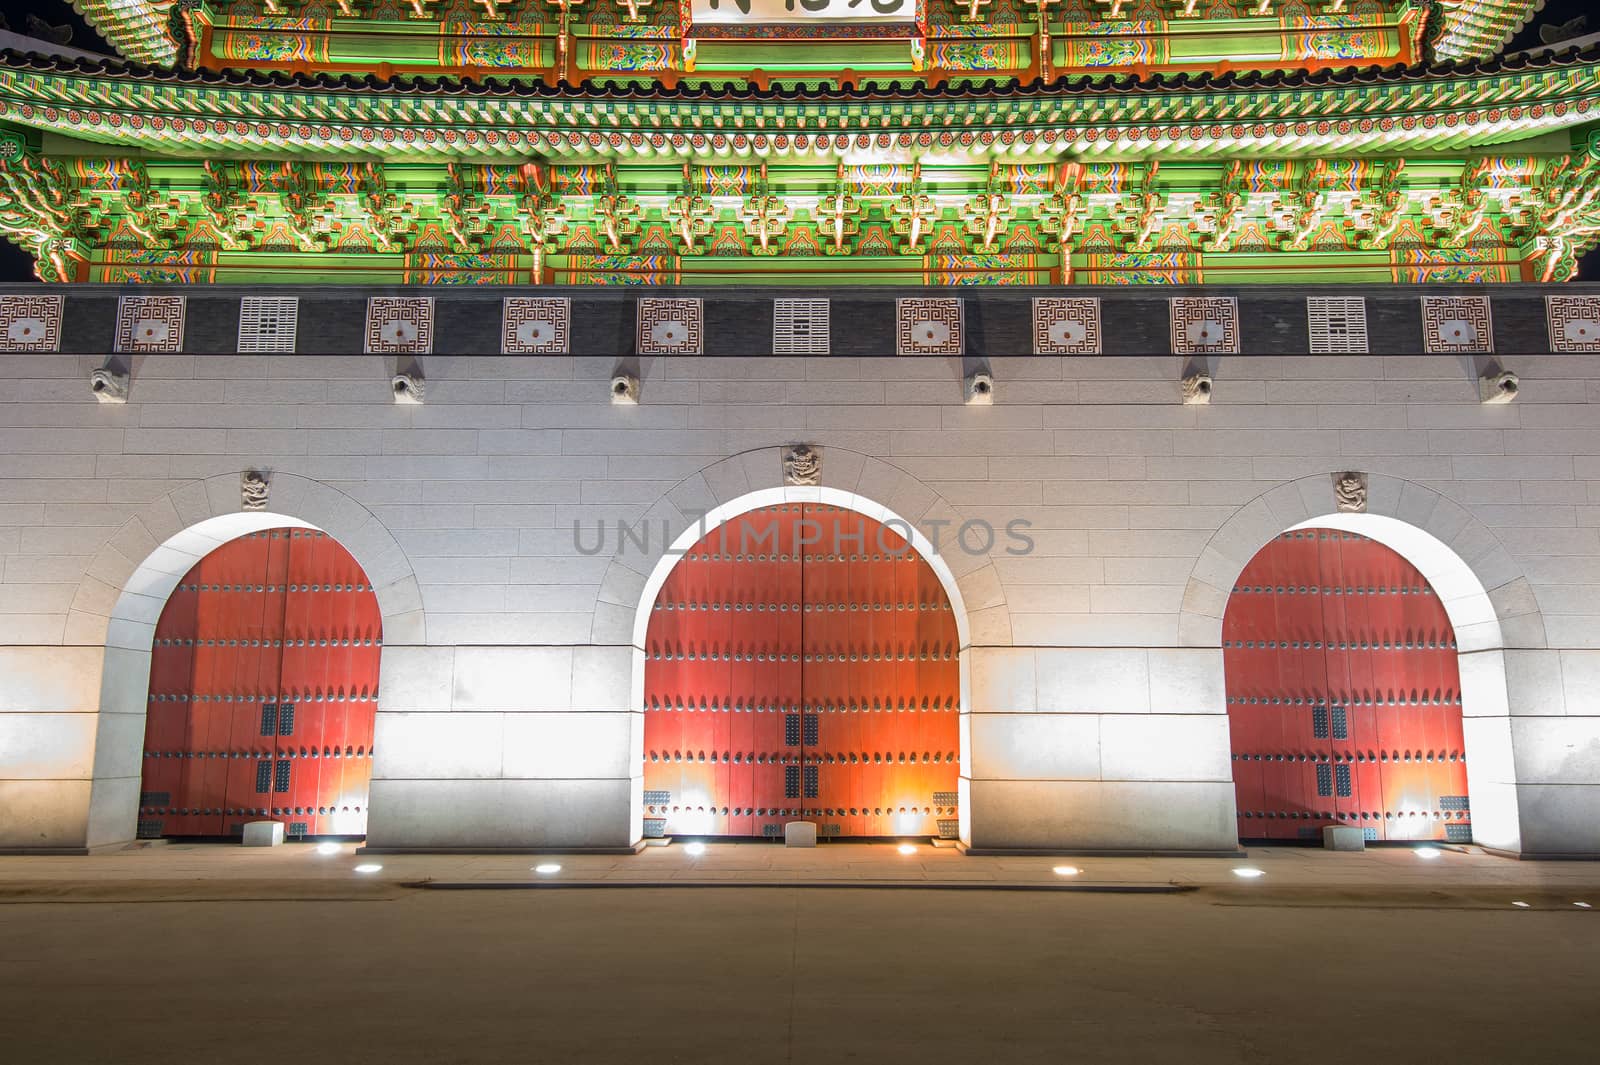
[1575, 902, 1592, 909]
[1232, 867, 1266, 879]
[1053, 866, 1080, 877]
[354, 863, 383, 874]
[1414, 847, 1442, 860]
[315, 842, 341, 856]
[683, 842, 707, 857]
[533, 863, 561, 875]
[897, 843, 917, 855]
[1512, 901, 1531, 908]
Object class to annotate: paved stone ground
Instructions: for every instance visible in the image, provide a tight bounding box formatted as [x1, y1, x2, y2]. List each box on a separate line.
[1, 843, 1597, 1064]
[3, 881, 1597, 1065]
[2, 839, 1599, 893]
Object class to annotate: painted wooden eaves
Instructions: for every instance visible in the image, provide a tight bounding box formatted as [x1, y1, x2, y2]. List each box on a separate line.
[69, 0, 177, 68]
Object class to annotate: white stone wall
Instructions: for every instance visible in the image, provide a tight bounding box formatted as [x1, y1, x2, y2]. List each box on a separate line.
[1, 352, 1597, 854]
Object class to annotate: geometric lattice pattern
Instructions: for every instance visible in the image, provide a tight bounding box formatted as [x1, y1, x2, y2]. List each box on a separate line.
[115, 295, 186, 353]
[502, 297, 570, 354]
[1032, 297, 1101, 355]
[1546, 295, 1600, 352]
[637, 297, 703, 355]
[896, 298, 963, 356]
[0, 293, 63, 352]
[237, 297, 299, 353]
[1421, 295, 1493, 353]
[1170, 297, 1239, 354]
[1306, 297, 1369, 354]
[772, 298, 830, 355]
[364, 297, 434, 355]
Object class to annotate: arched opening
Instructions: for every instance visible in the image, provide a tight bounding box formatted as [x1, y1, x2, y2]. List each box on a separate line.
[1223, 527, 1470, 844]
[641, 501, 962, 841]
[136, 527, 381, 841]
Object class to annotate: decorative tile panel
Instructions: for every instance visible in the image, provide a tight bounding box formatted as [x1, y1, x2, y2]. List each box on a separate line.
[772, 298, 830, 355]
[1546, 295, 1600, 352]
[0, 294, 63, 352]
[1421, 295, 1492, 353]
[237, 296, 299, 353]
[502, 297, 571, 354]
[1032, 296, 1101, 355]
[115, 295, 186, 353]
[896, 297, 963, 356]
[364, 296, 434, 354]
[637, 297, 702, 355]
[1306, 297, 1369, 354]
[1170, 297, 1239, 355]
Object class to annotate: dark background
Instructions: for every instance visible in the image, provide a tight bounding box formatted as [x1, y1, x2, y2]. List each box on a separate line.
[0, 0, 1592, 282]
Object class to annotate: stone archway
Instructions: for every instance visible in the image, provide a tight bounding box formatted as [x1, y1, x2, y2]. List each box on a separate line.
[592, 446, 1010, 847]
[78, 473, 423, 850]
[1181, 472, 1541, 854]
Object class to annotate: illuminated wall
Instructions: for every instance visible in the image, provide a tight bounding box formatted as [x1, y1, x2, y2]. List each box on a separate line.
[0, 333, 1596, 856]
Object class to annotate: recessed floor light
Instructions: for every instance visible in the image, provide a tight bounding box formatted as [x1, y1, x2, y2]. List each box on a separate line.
[1053, 865, 1080, 877]
[897, 844, 917, 855]
[533, 863, 561, 875]
[1512, 901, 1531, 908]
[354, 863, 383, 874]
[1415, 847, 1442, 860]
[684, 842, 706, 857]
[1232, 867, 1266, 879]
[315, 842, 341, 856]
[1574, 902, 1592, 909]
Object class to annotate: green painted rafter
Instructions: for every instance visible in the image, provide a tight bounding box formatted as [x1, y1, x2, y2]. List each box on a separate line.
[0, 50, 1598, 164]
[69, 0, 180, 67]
[1433, 1, 1548, 64]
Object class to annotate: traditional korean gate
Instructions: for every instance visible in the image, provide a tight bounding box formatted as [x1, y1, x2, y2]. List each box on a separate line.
[642, 504, 961, 840]
[1223, 529, 1470, 843]
[137, 528, 382, 840]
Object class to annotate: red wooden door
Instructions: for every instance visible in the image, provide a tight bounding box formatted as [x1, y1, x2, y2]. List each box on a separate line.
[138, 528, 381, 840]
[642, 504, 960, 839]
[1223, 529, 1470, 843]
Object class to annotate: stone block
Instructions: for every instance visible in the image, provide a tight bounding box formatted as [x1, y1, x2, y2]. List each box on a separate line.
[969, 712, 1099, 780]
[1510, 717, 1600, 784]
[0, 712, 97, 779]
[969, 647, 1035, 713]
[570, 645, 632, 710]
[372, 712, 506, 780]
[242, 821, 285, 847]
[85, 774, 139, 849]
[376, 645, 454, 712]
[0, 647, 104, 712]
[784, 821, 817, 847]
[1322, 825, 1365, 851]
[500, 711, 633, 780]
[1515, 783, 1600, 856]
[451, 646, 573, 711]
[90, 712, 147, 779]
[1099, 714, 1231, 783]
[1035, 648, 1148, 713]
[965, 779, 1237, 852]
[1147, 648, 1225, 715]
[366, 778, 634, 849]
[0, 779, 91, 850]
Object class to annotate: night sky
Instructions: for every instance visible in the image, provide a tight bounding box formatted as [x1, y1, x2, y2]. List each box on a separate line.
[0, 0, 1592, 282]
